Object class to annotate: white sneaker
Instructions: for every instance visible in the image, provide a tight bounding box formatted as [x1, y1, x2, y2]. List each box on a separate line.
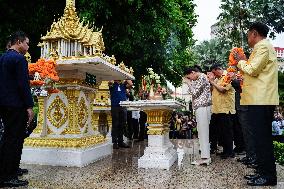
[191, 158, 211, 165]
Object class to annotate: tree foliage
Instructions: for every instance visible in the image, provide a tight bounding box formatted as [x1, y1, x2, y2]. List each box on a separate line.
[191, 38, 231, 70]
[278, 71, 284, 105]
[0, 0, 65, 56]
[77, 0, 197, 87]
[216, 0, 284, 48]
[0, 0, 197, 87]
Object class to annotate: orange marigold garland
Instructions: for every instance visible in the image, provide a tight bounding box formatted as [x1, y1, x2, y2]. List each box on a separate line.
[28, 58, 60, 95]
[221, 47, 246, 87]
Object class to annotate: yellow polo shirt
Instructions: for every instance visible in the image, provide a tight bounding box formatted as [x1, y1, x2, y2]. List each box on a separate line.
[212, 73, 236, 114]
[237, 39, 279, 105]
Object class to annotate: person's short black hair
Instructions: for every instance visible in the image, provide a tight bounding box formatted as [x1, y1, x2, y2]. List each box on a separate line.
[183, 66, 200, 75]
[5, 36, 11, 50]
[193, 65, 203, 73]
[210, 63, 222, 71]
[249, 22, 269, 37]
[9, 31, 28, 46]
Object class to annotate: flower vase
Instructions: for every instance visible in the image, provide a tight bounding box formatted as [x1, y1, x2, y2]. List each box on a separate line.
[149, 84, 155, 100]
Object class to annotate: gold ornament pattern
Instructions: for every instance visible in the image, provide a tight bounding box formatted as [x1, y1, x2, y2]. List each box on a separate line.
[144, 109, 171, 135]
[62, 89, 80, 134]
[77, 97, 88, 129]
[47, 96, 68, 129]
[24, 135, 106, 148]
[33, 96, 45, 134]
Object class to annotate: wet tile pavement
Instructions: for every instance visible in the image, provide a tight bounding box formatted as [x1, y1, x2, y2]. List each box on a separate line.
[11, 139, 284, 189]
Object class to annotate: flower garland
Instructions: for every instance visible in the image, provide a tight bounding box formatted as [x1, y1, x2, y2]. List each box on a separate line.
[221, 47, 246, 87]
[142, 68, 161, 91]
[28, 58, 60, 94]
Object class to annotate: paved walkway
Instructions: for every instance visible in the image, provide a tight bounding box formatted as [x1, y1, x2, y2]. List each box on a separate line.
[14, 139, 284, 189]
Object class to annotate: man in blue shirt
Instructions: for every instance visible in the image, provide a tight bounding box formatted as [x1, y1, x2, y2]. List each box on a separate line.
[0, 31, 34, 187]
[109, 80, 133, 149]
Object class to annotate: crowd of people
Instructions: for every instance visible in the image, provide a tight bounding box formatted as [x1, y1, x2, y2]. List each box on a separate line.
[183, 22, 279, 186]
[169, 112, 197, 140]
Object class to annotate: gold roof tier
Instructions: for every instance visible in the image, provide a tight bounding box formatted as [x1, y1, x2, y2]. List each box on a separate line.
[41, 0, 105, 51]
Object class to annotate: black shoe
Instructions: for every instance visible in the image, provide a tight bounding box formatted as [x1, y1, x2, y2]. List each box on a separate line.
[244, 174, 260, 180]
[237, 156, 248, 163]
[233, 148, 245, 154]
[243, 158, 257, 165]
[221, 153, 235, 159]
[247, 163, 258, 169]
[2, 178, 28, 187]
[210, 149, 217, 154]
[247, 176, 277, 186]
[118, 142, 130, 148]
[216, 152, 224, 156]
[17, 168, 28, 176]
[113, 143, 119, 149]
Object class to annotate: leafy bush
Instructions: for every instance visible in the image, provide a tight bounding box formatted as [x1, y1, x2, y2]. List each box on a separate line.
[274, 141, 284, 165]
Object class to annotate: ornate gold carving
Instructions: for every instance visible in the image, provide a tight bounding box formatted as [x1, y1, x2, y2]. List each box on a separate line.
[33, 96, 45, 134]
[77, 97, 88, 128]
[92, 112, 100, 131]
[24, 135, 106, 148]
[58, 78, 97, 88]
[106, 113, 112, 129]
[24, 52, 31, 63]
[147, 128, 169, 135]
[66, 0, 75, 7]
[144, 109, 171, 135]
[62, 89, 81, 134]
[98, 81, 109, 90]
[41, 0, 105, 52]
[47, 96, 68, 129]
[144, 109, 171, 126]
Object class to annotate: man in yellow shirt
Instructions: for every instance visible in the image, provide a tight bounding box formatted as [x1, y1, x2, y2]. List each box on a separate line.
[236, 22, 278, 186]
[208, 64, 235, 159]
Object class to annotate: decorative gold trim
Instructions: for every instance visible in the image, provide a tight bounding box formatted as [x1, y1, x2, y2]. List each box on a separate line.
[24, 135, 106, 148]
[107, 114, 112, 129]
[58, 78, 97, 88]
[47, 96, 68, 129]
[147, 128, 169, 135]
[62, 89, 81, 134]
[144, 109, 171, 126]
[144, 109, 172, 135]
[77, 96, 88, 129]
[33, 97, 45, 134]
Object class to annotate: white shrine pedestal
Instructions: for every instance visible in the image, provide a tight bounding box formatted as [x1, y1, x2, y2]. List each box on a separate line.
[120, 100, 185, 170]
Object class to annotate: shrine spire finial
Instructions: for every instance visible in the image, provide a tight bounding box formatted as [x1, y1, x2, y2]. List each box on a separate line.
[66, 0, 75, 7]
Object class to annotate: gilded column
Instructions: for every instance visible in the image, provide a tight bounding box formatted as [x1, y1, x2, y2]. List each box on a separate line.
[33, 96, 46, 135]
[144, 109, 171, 135]
[88, 93, 98, 131]
[62, 89, 81, 134]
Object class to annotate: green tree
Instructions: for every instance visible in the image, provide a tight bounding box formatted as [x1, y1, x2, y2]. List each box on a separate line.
[0, 0, 65, 56]
[0, 0, 197, 87]
[191, 38, 231, 70]
[77, 0, 197, 87]
[278, 71, 284, 105]
[216, 0, 284, 48]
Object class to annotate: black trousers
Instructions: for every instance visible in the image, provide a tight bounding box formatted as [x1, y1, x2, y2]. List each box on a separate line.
[209, 113, 221, 150]
[247, 105, 276, 179]
[139, 111, 147, 140]
[217, 113, 234, 155]
[0, 106, 27, 182]
[233, 112, 245, 150]
[126, 111, 133, 139]
[132, 118, 139, 139]
[238, 106, 257, 160]
[111, 107, 127, 144]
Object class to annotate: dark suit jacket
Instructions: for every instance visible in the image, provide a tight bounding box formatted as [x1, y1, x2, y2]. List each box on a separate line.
[0, 49, 33, 108]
